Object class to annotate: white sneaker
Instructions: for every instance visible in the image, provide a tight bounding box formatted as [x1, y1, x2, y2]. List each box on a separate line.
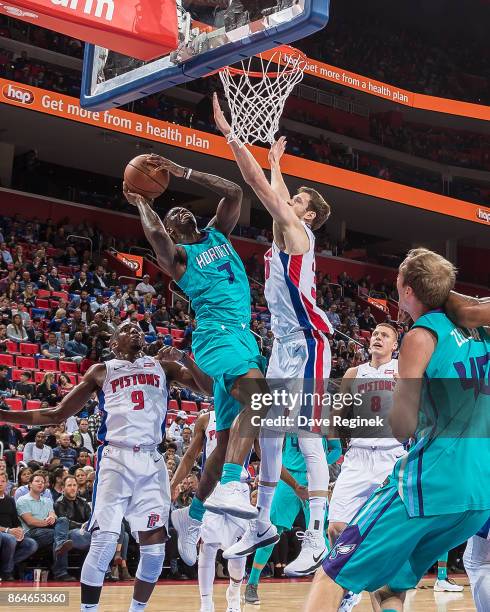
[204, 482, 258, 519]
[339, 591, 362, 611]
[284, 530, 328, 576]
[171, 506, 201, 566]
[433, 578, 464, 592]
[226, 586, 241, 612]
[223, 520, 279, 559]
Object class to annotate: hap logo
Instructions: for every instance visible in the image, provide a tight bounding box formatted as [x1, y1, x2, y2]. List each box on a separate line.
[147, 512, 161, 529]
[3, 84, 34, 105]
[477, 208, 490, 224]
[0, 3, 38, 18]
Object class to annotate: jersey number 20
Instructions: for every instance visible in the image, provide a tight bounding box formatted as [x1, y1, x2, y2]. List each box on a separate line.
[132, 390, 145, 410]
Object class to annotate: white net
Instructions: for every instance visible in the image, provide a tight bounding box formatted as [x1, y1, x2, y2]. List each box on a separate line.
[219, 46, 307, 145]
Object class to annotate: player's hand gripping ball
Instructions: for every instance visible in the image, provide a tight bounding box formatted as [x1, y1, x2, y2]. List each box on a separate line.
[124, 154, 170, 200]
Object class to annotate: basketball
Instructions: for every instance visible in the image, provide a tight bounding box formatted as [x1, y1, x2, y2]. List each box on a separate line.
[124, 155, 170, 200]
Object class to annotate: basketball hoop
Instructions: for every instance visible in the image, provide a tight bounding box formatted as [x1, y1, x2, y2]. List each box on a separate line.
[219, 45, 307, 145]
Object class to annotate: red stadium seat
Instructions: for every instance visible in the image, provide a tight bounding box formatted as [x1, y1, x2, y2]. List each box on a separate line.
[156, 327, 169, 335]
[360, 330, 371, 340]
[15, 451, 24, 463]
[11, 369, 25, 381]
[38, 358, 57, 371]
[181, 400, 198, 413]
[168, 399, 179, 411]
[35, 299, 50, 309]
[16, 356, 36, 369]
[0, 354, 14, 367]
[136, 313, 145, 321]
[26, 400, 42, 410]
[51, 291, 69, 301]
[201, 402, 211, 411]
[5, 398, 23, 411]
[37, 289, 51, 299]
[6, 341, 19, 354]
[59, 361, 79, 374]
[34, 371, 45, 384]
[172, 338, 184, 348]
[171, 329, 185, 339]
[19, 343, 39, 355]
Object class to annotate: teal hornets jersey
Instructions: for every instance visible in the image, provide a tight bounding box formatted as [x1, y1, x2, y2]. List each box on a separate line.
[394, 310, 490, 517]
[282, 435, 342, 472]
[176, 227, 251, 327]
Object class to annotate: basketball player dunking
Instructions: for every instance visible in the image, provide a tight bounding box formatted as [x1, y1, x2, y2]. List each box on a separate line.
[214, 98, 334, 575]
[0, 322, 212, 612]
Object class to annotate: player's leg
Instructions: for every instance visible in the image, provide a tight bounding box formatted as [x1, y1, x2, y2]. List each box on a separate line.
[305, 569, 346, 612]
[198, 541, 219, 612]
[129, 526, 167, 612]
[433, 551, 463, 592]
[80, 529, 120, 611]
[226, 557, 247, 612]
[464, 535, 490, 612]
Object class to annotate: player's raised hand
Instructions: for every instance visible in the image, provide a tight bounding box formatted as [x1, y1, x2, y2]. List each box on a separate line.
[294, 483, 309, 502]
[122, 181, 154, 207]
[146, 154, 185, 178]
[157, 345, 184, 363]
[213, 92, 231, 137]
[269, 136, 287, 167]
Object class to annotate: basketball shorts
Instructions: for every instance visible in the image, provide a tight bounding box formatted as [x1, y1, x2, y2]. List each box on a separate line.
[328, 445, 405, 524]
[192, 323, 266, 431]
[464, 534, 490, 612]
[201, 482, 249, 548]
[270, 470, 309, 530]
[322, 480, 488, 594]
[265, 330, 331, 434]
[87, 444, 170, 540]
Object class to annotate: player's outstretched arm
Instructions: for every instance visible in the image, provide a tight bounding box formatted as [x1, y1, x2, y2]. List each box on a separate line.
[157, 346, 213, 395]
[170, 411, 209, 500]
[389, 328, 435, 441]
[0, 364, 105, 426]
[145, 154, 243, 237]
[445, 291, 490, 329]
[213, 94, 300, 232]
[269, 137, 291, 202]
[123, 182, 184, 277]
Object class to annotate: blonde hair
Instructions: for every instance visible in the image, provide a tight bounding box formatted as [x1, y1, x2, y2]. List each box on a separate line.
[399, 248, 456, 309]
[299, 187, 331, 231]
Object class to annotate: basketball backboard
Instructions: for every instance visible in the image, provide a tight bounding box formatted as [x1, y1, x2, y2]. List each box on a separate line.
[80, 0, 329, 110]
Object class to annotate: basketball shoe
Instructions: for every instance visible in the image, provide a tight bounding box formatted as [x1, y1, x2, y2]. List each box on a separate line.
[434, 578, 464, 592]
[339, 591, 362, 611]
[203, 482, 258, 519]
[225, 585, 241, 612]
[171, 506, 201, 566]
[223, 520, 279, 559]
[284, 530, 328, 576]
[244, 584, 260, 605]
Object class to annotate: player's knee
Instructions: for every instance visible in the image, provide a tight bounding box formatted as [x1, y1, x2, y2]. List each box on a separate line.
[136, 543, 165, 584]
[81, 530, 119, 586]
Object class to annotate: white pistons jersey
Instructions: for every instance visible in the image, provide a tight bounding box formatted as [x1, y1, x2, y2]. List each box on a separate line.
[98, 356, 168, 447]
[203, 410, 218, 467]
[264, 223, 333, 338]
[350, 359, 401, 450]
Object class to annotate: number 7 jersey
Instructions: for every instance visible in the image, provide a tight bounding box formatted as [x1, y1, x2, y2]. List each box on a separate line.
[176, 226, 251, 327]
[98, 356, 168, 446]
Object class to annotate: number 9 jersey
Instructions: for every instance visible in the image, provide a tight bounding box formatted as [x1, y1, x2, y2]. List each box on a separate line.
[98, 355, 168, 446]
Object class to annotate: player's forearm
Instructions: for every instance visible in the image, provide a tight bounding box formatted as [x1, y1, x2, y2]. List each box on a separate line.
[270, 164, 290, 201]
[280, 466, 298, 489]
[0, 406, 64, 426]
[181, 355, 213, 395]
[170, 454, 196, 489]
[135, 199, 176, 273]
[445, 291, 490, 328]
[189, 170, 242, 201]
[327, 439, 342, 464]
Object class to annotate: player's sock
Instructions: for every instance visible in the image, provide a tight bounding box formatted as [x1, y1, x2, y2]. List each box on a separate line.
[128, 599, 147, 612]
[437, 553, 448, 580]
[221, 462, 243, 484]
[257, 484, 276, 524]
[308, 496, 327, 533]
[248, 542, 275, 585]
[189, 496, 206, 522]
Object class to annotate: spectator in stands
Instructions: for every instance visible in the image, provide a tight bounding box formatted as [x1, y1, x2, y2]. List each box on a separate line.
[108, 286, 125, 310]
[0, 473, 38, 581]
[326, 304, 341, 330]
[1, 242, 13, 265]
[69, 270, 93, 294]
[36, 373, 60, 406]
[57, 374, 74, 398]
[69, 450, 91, 474]
[14, 469, 52, 502]
[49, 468, 65, 503]
[152, 303, 171, 328]
[180, 426, 192, 456]
[90, 295, 106, 314]
[54, 475, 91, 551]
[72, 419, 95, 454]
[0, 324, 7, 352]
[15, 371, 35, 399]
[53, 433, 78, 469]
[92, 312, 112, 340]
[23, 431, 53, 465]
[167, 411, 188, 443]
[41, 331, 63, 359]
[20, 283, 36, 308]
[0, 458, 14, 494]
[92, 265, 108, 290]
[26, 317, 44, 344]
[72, 468, 90, 501]
[7, 313, 28, 342]
[164, 443, 181, 465]
[49, 308, 67, 332]
[12, 468, 32, 499]
[16, 473, 75, 581]
[139, 311, 157, 342]
[47, 267, 61, 291]
[358, 307, 377, 331]
[0, 366, 13, 398]
[136, 273, 156, 296]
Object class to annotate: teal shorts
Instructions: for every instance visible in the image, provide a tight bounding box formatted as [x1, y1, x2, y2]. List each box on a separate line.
[271, 471, 309, 530]
[192, 323, 266, 431]
[322, 481, 488, 594]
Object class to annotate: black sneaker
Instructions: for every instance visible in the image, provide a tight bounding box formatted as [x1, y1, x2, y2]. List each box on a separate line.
[245, 583, 260, 605]
[56, 573, 76, 582]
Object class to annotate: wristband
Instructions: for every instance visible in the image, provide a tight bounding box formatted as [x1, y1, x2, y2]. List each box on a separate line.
[226, 132, 244, 148]
[183, 167, 193, 180]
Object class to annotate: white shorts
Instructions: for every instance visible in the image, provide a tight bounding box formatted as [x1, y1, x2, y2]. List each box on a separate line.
[201, 483, 249, 549]
[87, 444, 170, 539]
[265, 330, 331, 433]
[329, 445, 405, 524]
[464, 535, 490, 612]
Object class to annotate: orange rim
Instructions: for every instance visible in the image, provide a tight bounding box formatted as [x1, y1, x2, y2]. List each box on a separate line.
[220, 45, 307, 78]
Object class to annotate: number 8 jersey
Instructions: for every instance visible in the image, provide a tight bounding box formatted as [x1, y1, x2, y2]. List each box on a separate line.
[98, 356, 168, 446]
